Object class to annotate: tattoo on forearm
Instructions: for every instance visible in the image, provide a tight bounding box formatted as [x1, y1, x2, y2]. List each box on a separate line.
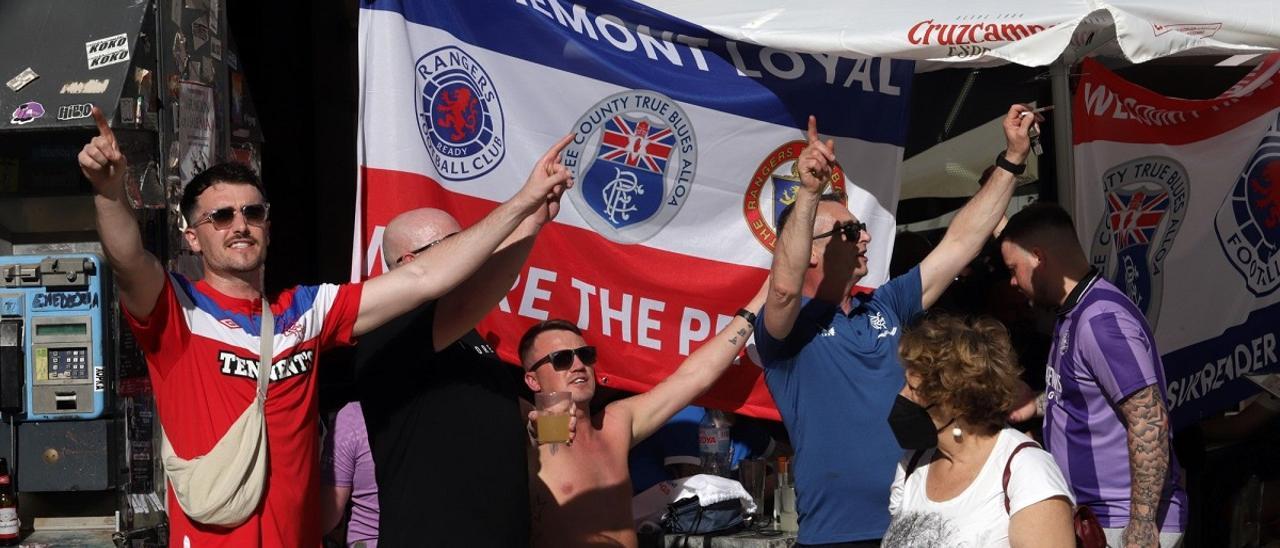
[1119, 385, 1168, 546]
[726, 328, 749, 347]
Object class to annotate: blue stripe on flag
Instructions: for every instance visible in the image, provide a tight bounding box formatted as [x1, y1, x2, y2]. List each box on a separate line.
[364, 0, 913, 146]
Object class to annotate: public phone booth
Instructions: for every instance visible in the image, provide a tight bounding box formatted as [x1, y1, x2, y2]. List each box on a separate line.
[0, 0, 261, 545]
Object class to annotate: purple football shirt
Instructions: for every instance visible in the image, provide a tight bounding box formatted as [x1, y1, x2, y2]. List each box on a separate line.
[1043, 271, 1188, 531]
[322, 401, 380, 547]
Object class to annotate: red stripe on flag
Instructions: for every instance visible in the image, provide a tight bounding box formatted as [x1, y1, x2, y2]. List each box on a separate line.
[359, 166, 782, 419]
[1073, 58, 1280, 145]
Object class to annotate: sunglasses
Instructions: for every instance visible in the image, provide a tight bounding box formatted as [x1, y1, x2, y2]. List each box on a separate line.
[193, 203, 271, 230]
[529, 345, 598, 371]
[813, 220, 867, 241]
[395, 232, 458, 266]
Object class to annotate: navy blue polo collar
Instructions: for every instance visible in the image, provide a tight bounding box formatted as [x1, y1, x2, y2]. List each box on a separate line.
[1057, 267, 1100, 317]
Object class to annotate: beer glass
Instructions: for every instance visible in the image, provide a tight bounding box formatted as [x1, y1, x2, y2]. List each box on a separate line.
[738, 458, 769, 528]
[535, 391, 572, 445]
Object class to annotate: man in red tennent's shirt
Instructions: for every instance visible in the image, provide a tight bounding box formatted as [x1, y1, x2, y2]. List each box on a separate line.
[78, 107, 574, 547]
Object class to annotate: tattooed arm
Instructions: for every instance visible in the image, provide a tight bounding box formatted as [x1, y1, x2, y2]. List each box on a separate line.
[612, 281, 769, 445]
[1118, 385, 1170, 547]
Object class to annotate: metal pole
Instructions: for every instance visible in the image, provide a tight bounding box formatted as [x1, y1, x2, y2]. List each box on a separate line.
[1051, 58, 1075, 211]
[1052, 24, 1117, 214]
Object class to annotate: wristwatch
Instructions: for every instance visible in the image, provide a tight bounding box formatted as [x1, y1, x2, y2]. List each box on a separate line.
[736, 308, 758, 325]
[994, 151, 1026, 176]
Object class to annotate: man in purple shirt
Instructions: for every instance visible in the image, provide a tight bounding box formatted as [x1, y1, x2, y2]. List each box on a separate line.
[1002, 203, 1187, 548]
[321, 401, 379, 547]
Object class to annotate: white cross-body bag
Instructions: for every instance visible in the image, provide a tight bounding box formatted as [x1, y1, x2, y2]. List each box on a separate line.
[160, 298, 274, 527]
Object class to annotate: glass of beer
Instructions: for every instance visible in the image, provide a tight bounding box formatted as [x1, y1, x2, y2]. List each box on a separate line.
[535, 391, 572, 445]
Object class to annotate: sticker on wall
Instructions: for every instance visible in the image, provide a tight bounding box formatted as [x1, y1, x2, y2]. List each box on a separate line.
[200, 56, 215, 84]
[59, 79, 110, 94]
[10, 102, 44, 125]
[172, 33, 189, 74]
[86, 33, 131, 70]
[192, 17, 210, 51]
[6, 68, 38, 92]
[209, 0, 221, 32]
[118, 98, 136, 124]
[56, 103, 93, 121]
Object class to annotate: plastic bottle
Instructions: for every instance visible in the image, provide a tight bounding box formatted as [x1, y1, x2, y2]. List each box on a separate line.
[698, 409, 732, 477]
[773, 456, 799, 533]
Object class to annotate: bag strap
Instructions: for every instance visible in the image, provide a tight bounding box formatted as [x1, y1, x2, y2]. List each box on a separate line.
[257, 298, 273, 401]
[1002, 441, 1041, 514]
[904, 449, 928, 480]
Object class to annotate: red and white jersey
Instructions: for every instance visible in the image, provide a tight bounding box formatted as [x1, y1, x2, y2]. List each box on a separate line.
[124, 273, 362, 547]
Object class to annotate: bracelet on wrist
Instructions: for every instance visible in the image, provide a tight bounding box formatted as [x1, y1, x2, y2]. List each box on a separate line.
[735, 308, 757, 325]
[994, 151, 1026, 175]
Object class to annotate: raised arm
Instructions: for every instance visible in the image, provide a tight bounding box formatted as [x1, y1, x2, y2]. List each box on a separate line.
[78, 107, 166, 319]
[431, 136, 572, 351]
[354, 136, 574, 337]
[918, 104, 1034, 309]
[763, 116, 834, 340]
[614, 281, 769, 444]
[1117, 385, 1171, 548]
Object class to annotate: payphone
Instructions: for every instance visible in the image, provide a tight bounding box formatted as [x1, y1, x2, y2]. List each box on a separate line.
[0, 254, 107, 420]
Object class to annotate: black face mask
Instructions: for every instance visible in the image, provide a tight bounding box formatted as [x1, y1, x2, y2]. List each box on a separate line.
[887, 395, 943, 450]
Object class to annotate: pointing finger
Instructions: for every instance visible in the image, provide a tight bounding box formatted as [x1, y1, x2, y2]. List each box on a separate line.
[806, 115, 820, 144]
[91, 106, 114, 142]
[542, 133, 575, 171]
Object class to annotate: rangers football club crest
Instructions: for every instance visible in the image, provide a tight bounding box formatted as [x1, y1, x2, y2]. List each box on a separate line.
[414, 46, 505, 181]
[1089, 156, 1189, 327]
[1215, 112, 1280, 296]
[565, 90, 696, 244]
[742, 141, 849, 250]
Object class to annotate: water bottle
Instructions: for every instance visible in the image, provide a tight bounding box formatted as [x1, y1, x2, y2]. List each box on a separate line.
[699, 409, 732, 477]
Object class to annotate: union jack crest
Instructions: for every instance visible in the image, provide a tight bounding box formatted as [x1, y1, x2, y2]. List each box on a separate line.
[598, 115, 674, 173]
[1106, 191, 1169, 248]
[1090, 156, 1189, 328]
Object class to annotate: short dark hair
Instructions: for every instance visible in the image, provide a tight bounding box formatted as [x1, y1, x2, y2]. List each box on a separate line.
[999, 201, 1076, 246]
[518, 319, 583, 367]
[180, 162, 267, 224]
[775, 190, 847, 235]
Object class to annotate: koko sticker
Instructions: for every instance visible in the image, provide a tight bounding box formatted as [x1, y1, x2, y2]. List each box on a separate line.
[86, 33, 131, 70]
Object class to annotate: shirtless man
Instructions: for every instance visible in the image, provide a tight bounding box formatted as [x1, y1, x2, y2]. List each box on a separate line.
[520, 284, 766, 547]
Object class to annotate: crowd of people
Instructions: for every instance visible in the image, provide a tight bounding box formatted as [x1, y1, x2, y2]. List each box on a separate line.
[74, 100, 1214, 547]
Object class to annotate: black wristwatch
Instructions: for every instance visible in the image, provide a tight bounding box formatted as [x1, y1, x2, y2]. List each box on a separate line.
[994, 151, 1026, 175]
[736, 308, 758, 325]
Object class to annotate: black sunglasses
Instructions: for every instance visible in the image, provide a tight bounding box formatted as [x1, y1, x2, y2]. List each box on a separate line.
[529, 345, 598, 371]
[193, 203, 271, 230]
[813, 220, 867, 241]
[395, 232, 458, 266]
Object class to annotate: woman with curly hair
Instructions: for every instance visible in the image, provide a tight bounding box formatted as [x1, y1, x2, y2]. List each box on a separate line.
[883, 313, 1074, 548]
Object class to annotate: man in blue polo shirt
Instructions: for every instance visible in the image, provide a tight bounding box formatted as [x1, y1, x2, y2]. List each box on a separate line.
[755, 106, 1035, 546]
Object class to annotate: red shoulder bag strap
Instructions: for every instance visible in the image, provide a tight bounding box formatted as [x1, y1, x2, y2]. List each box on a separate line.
[1002, 441, 1042, 514]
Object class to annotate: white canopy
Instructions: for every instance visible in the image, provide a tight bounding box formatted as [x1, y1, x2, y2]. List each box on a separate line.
[636, 0, 1280, 70]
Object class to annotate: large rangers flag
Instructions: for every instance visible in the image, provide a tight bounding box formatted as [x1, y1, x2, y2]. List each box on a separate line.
[1072, 58, 1280, 428]
[356, 0, 913, 418]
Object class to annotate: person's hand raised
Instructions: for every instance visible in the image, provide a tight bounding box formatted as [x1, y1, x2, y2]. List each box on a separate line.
[77, 107, 128, 201]
[517, 134, 575, 220]
[798, 116, 836, 195]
